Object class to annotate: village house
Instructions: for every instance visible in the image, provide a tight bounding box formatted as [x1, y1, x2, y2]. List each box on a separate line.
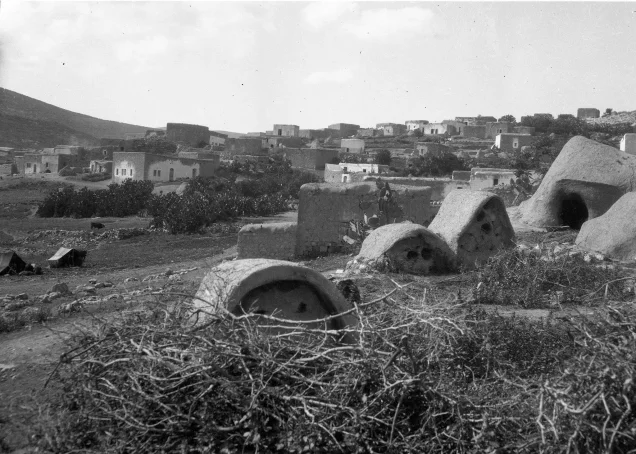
[222, 137, 266, 160]
[414, 142, 453, 157]
[279, 148, 339, 174]
[270, 124, 300, 137]
[89, 160, 113, 174]
[376, 123, 407, 136]
[324, 163, 389, 184]
[621, 134, 636, 155]
[299, 129, 332, 140]
[340, 138, 365, 154]
[494, 133, 534, 153]
[112, 152, 219, 183]
[422, 122, 459, 136]
[469, 168, 516, 190]
[14, 154, 41, 174]
[455, 116, 497, 125]
[405, 120, 429, 131]
[328, 123, 360, 137]
[265, 136, 304, 149]
[209, 131, 228, 147]
[577, 108, 600, 119]
[485, 122, 513, 139]
[461, 125, 488, 139]
[41, 154, 83, 173]
[166, 123, 210, 147]
[357, 128, 378, 138]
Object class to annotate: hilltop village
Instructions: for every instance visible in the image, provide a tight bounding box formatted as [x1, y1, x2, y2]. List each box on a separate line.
[3, 107, 635, 200]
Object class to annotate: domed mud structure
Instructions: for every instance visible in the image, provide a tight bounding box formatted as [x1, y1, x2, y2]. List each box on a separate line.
[346, 223, 456, 274]
[519, 136, 636, 229]
[429, 191, 515, 269]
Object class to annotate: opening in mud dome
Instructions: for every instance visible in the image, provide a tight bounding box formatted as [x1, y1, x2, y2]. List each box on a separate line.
[559, 193, 588, 230]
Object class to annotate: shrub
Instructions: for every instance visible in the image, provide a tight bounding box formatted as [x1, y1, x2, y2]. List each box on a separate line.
[473, 248, 628, 308]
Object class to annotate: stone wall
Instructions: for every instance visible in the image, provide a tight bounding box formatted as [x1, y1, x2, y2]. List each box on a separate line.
[328, 123, 360, 137]
[237, 222, 297, 260]
[281, 148, 339, 171]
[124, 138, 177, 155]
[495, 134, 534, 153]
[223, 138, 265, 159]
[361, 176, 467, 201]
[461, 125, 487, 139]
[0, 163, 14, 175]
[166, 123, 210, 146]
[340, 138, 365, 154]
[295, 182, 431, 256]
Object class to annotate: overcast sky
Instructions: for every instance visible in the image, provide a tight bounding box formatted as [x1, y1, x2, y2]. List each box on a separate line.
[0, 1, 634, 133]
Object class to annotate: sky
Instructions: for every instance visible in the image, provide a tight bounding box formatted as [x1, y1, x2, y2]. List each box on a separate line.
[0, 1, 635, 133]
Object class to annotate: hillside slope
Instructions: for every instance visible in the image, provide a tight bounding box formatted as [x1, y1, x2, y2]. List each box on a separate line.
[0, 112, 98, 149]
[0, 88, 149, 141]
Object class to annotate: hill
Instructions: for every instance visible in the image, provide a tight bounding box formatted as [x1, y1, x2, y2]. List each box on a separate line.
[0, 88, 150, 147]
[0, 112, 98, 149]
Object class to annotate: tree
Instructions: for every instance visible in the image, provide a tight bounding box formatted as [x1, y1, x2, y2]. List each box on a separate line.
[403, 152, 468, 177]
[604, 108, 613, 117]
[498, 114, 516, 124]
[413, 128, 423, 138]
[375, 149, 391, 165]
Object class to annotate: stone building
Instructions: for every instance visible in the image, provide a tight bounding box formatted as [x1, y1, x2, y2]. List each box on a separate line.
[577, 108, 600, 120]
[422, 123, 459, 136]
[280, 148, 339, 172]
[209, 131, 228, 147]
[272, 124, 300, 137]
[620, 133, 636, 155]
[405, 120, 429, 131]
[485, 122, 513, 139]
[112, 152, 218, 183]
[340, 138, 365, 154]
[324, 163, 388, 183]
[358, 128, 379, 138]
[166, 123, 210, 147]
[414, 142, 453, 157]
[265, 136, 304, 149]
[223, 137, 266, 159]
[14, 154, 41, 174]
[376, 123, 406, 136]
[328, 123, 360, 137]
[469, 168, 516, 190]
[299, 129, 332, 140]
[455, 116, 497, 125]
[461, 125, 487, 139]
[494, 133, 534, 153]
[89, 160, 113, 174]
[41, 154, 82, 173]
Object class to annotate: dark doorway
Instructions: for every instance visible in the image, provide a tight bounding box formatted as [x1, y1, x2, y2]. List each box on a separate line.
[169, 168, 174, 182]
[559, 194, 588, 229]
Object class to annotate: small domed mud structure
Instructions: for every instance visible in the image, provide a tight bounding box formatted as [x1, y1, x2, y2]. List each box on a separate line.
[193, 259, 356, 338]
[429, 191, 515, 269]
[520, 136, 636, 229]
[346, 223, 456, 274]
[576, 192, 636, 261]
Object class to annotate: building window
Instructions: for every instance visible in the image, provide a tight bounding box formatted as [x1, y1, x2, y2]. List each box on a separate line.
[499, 129, 502, 133]
[363, 169, 367, 172]
[157, 170, 161, 177]
[27, 163, 31, 168]
[513, 138, 519, 149]
[122, 169, 126, 176]
[45, 162, 49, 168]
[116, 168, 119, 175]
[153, 170, 157, 176]
[493, 178, 499, 186]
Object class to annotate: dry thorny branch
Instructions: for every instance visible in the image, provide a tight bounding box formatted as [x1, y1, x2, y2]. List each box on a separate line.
[32, 278, 636, 454]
